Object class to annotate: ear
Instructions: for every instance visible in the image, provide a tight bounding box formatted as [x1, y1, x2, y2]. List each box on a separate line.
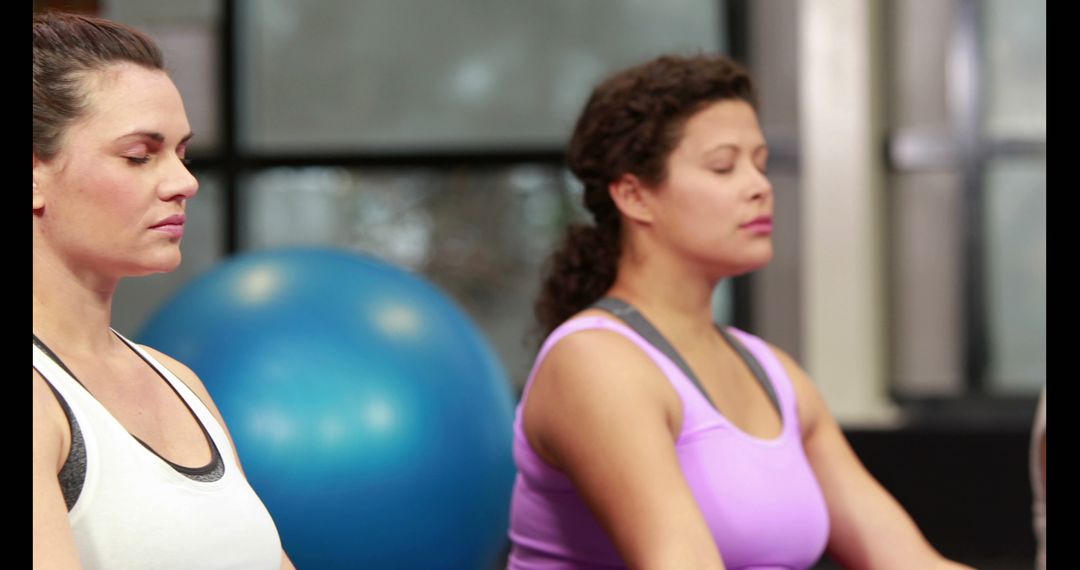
[33, 154, 46, 211]
[608, 173, 655, 225]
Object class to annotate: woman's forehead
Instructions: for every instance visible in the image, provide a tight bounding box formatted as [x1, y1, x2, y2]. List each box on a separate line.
[676, 100, 765, 154]
[69, 64, 189, 143]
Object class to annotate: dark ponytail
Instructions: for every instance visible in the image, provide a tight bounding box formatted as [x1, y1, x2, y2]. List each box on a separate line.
[534, 53, 757, 337]
[534, 211, 621, 338]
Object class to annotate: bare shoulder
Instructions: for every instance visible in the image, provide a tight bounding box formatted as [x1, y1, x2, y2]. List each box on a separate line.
[524, 316, 681, 466]
[545, 320, 663, 380]
[764, 342, 807, 383]
[521, 318, 727, 566]
[33, 367, 56, 403]
[138, 345, 210, 396]
[137, 344, 197, 378]
[32, 369, 83, 568]
[33, 369, 67, 472]
[137, 344, 224, 420]
[33, 369, 65, 429]
[533, 315, 678, 405]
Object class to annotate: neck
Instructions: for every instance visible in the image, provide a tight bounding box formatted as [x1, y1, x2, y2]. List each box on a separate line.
[605, 242, 728, 345]
[33, 246, 120, 354]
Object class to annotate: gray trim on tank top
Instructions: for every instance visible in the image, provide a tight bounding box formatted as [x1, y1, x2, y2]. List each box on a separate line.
[42, 381, 87, 511]
[590, 297, 781, 417]
[33, 335, 225, 511]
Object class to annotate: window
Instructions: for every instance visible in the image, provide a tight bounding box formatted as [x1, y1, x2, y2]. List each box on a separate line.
[93, 0, 733, 389]
[887, 0, 1045, 403]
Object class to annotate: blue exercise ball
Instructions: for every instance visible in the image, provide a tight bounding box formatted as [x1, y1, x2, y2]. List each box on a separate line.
[138, 247, 516, 570]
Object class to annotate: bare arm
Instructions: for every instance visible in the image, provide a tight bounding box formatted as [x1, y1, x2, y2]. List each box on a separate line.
[1040, 430, 1046, 489]
[33, 371, 83, 569]
[523, 329, 724, 570]
[772, 348, 975, 570]
[1038, 390, 1046, 491]
[141, 347, 296, 569]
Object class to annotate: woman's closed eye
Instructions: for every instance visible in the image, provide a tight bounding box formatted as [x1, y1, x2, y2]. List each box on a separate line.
[125, 155, 152, 165]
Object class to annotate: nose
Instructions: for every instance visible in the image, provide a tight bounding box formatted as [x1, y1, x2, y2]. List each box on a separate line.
[159, 155, 199, 201]
[748, 166, 773, 203]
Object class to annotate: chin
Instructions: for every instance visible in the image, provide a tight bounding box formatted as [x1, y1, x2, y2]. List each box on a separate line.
[714, 251, 773, 279]
[748, 244, 774, 269]
[129, 252, 183, 277]
[750, 251, 774, 271]
[155, 256, 183, 274]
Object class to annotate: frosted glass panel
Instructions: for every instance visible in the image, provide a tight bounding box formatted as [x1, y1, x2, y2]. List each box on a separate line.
[983, 0, 1046, 139]
[984, 158, 1045, 394]
[888, 0, 953, 132]
[750, 1, 800, 137]
[237, 0, 724, 152]
[239, 165, 590, 386]
[889, 172, 965, 396]
[105, 0, 218, 22]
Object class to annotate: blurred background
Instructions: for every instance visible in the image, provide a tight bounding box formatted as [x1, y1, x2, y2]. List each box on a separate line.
[35, 1, 1045, 568]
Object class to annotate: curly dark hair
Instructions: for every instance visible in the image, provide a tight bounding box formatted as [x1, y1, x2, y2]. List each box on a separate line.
[535, 53, 758, 337]
[34, 11, 164, 161]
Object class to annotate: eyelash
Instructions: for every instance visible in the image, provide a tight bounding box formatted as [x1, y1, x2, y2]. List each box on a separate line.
[125, 155, 192, 166]
[711, 163, 769, 174]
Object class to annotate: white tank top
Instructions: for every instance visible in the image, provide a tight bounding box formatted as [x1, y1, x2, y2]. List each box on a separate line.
[33, 334, 283, 570]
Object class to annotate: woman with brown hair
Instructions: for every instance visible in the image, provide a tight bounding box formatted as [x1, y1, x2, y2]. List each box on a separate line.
[33, 12, 293, 569]
[507, 54, 974, 569]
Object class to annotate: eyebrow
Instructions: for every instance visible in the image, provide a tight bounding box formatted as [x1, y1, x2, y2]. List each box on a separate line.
[119, 131, 195, 145]
[704, 143, 734, 153]
[702, 143, 769, 158]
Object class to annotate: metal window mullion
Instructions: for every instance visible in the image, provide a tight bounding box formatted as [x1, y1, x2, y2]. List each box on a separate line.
[950, 0, 987, 393]
[222, 0, 239, 254]
[726, 0, 755, 332]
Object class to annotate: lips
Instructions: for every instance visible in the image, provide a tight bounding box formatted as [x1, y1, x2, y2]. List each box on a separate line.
[150, 214, 186, 238]
[740, 216, 773, 233]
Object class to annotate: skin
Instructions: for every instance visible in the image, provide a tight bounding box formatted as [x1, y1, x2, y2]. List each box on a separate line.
[32, 62, 295, 570]
[523, 100, 975, 569]
[1040, 431, 1046, 489]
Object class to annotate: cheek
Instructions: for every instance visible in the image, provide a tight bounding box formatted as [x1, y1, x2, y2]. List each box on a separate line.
[54, 175, 139, 231]
[682, 188, 737, 228]
[68, 164, 131, 203]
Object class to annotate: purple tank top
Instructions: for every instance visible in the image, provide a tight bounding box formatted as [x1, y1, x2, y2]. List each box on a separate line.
[507, 316, 830, 570]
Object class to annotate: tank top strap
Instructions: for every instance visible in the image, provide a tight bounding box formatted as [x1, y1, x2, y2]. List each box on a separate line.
[110, 333, 208, 414]
[591, 297, 781, 421]
[723, 327, 801, 436]
[33, 336, 97, 426]
[33, 333, 230, 482]
[109, 332, 238, 468]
